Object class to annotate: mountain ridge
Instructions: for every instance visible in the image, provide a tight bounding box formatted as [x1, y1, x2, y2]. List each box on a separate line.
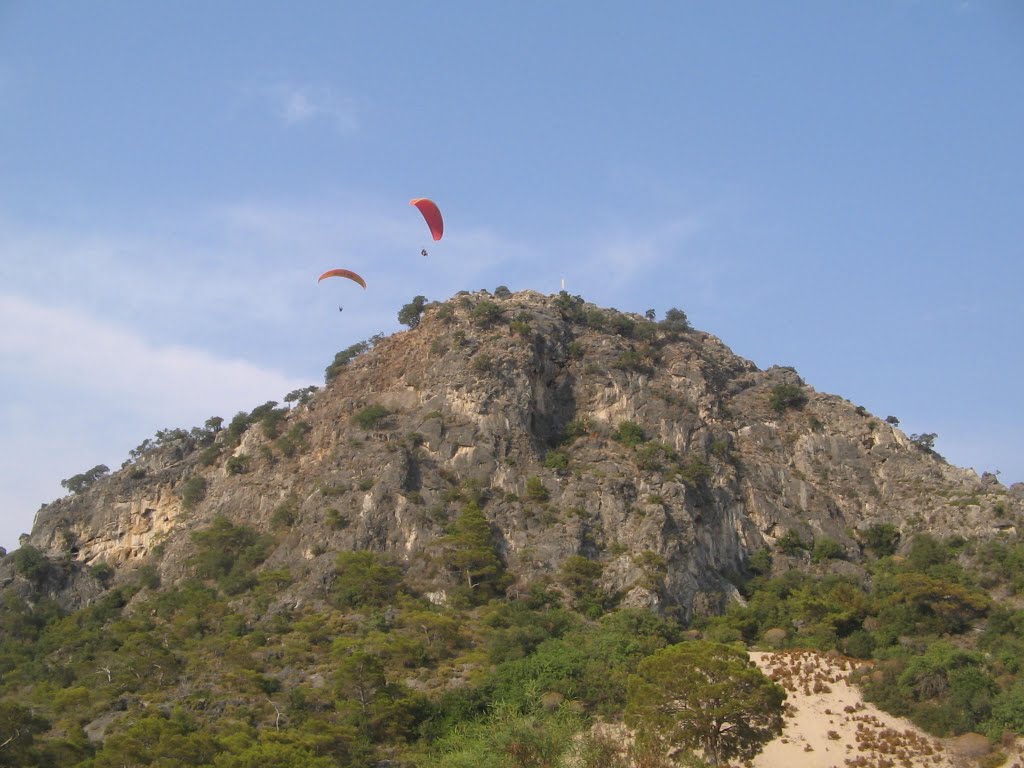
[9, 288, 1021, 618]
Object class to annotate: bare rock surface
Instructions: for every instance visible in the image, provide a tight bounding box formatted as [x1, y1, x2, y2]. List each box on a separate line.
[7, 290, 1020, 617]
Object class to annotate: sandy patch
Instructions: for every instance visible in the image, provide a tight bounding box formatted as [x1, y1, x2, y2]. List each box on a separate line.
[750, 650, 1022, 768]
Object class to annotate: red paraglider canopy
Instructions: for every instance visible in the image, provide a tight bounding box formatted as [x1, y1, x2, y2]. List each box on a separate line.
[410, 198, 443, 241]
[317, 268, 367, 289]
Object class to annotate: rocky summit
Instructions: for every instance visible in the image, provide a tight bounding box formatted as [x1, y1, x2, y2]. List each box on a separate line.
[11, 289, 1021, 618]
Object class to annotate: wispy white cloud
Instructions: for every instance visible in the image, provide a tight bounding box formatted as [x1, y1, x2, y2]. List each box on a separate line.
[0, 294, 307, 415]
[0, 293, 311, 550]
[265, 82, 359, 134]
[589, 214, 704, 275]
[548, 211, 725, 310]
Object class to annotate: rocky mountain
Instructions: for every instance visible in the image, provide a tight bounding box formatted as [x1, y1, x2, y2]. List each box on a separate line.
[8, 289, 1021, 618]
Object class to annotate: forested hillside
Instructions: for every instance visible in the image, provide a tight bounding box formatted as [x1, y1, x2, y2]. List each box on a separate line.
[2, 290, 1022, 766]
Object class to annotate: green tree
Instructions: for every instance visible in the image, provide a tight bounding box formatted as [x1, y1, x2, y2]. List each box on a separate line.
[89, 712, 219, 767]
[284, 385, 319, 407]
[425, 700, 583, 768]
[189, 516, 274, 594]
[60, 463, 109, 494]
[910, 432, 938, 451]
[11, 545, 51, 584]
[0, 702, 49, 767]
[212, 740, 335, 768]
[625, 641, 785, 765]
[558, 555, 605, 617]
[897, 642, 996, 735]
[398, 295, 428, 328]
[987, 680, 1024, 738]
[660, 307, 691, 333]
[331, 551, 404, 609]
[862, 523, 901, 557]
[439, 502, 508, 601]
[874, 571, 989, 636]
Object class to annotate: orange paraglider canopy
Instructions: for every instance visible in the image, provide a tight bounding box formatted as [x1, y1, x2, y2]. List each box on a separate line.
[410, 198, 443, 241]
[317, 269, 367, 289]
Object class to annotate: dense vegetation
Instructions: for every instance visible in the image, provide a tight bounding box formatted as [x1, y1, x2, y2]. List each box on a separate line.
[1, 518, 1023, 766]
[5, 293, 1022, 765]
[0, 515, 690, 767]
[702, 531, 1024, 740]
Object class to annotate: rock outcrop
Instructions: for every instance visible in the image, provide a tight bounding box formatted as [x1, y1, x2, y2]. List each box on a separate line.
[9, 290, 1020, 618]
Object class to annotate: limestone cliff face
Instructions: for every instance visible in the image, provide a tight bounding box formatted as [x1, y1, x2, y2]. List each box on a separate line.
[12, 290, 1022, 618]
[30, 483, 181, 566]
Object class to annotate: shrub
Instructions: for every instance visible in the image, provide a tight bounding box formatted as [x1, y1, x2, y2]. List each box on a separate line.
[325, 508, 349, 529]
[677, 455, 713, 486]
[471, 353, 493, 373]
[607, 313, 635, 337]
[769, 384, 807, 413]
[324, 340, 370, 382]
[225, 411, 252, 442]
[275, 421, 311, 457]
[580, 307, 606, 329]
[12, 546, 50, 584]
[553, 290, 585, 316]
[863, 523, 901, 557]
[270, 497, 298, 529]
[353, 404, 390, 430]
[179, 476, 208, 512]
[558, 555, 606, 617]
[776, 529, 808, 555]
[763, 627, 787, 647]
[331, 551, 404, 609]
[542, 450, 569, 471]
[434, 303, 455, 323]
[635, 442, 676, 472]
[612, 349, 652, 373]
[189, 516, 274, 594]
[509, 312, 532, 336]
[562, 418, 592, 442]
[746, 548, 773, 575]
[614, 421, 646, 447]
[525, 477, 550, 502]
[90, 561, 115, 587]
[812, 538, 845, 563]
[257, 406, 289, 439]
[633, 550, 667, 590]
[225, 454, 249, 475]
[471, 300, 502, 327]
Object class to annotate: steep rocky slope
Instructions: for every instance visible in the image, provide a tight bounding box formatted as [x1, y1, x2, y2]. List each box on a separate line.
[10, 290, 1021, 618]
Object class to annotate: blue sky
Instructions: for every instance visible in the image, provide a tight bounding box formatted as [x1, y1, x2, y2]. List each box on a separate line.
[1, 2, 1021, 551]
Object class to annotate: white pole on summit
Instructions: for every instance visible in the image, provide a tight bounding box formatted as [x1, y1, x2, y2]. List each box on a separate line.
[560, 277, 565, 290]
